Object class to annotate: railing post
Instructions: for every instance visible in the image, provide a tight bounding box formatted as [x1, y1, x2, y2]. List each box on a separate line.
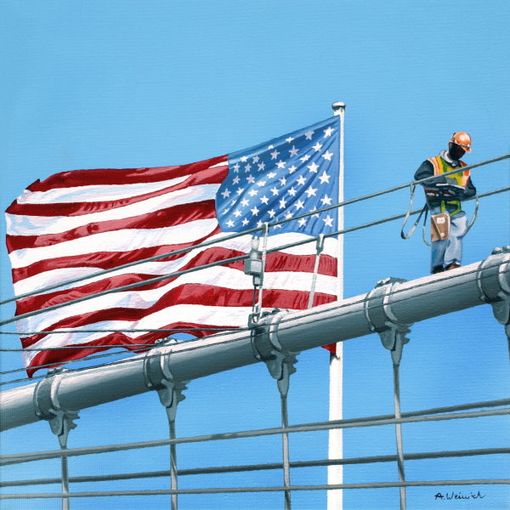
[365, 277, 412, 510]
[143, 341, 188, 510]
[251, 310, 298, 510]
[33, 369, 79, 510]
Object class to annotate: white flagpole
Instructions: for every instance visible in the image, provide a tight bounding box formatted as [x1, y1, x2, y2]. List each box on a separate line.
[327, 101, 345, 510]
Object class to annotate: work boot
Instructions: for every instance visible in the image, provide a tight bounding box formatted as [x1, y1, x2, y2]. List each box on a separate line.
[445, 262, 461, 271]
[432, 266, 444, 274]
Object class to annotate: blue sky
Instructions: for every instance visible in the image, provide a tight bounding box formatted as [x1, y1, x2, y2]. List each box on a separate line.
[1, 1, 509, 509]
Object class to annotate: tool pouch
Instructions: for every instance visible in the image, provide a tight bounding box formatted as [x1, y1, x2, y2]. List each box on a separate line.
[430, 213, 450, 242]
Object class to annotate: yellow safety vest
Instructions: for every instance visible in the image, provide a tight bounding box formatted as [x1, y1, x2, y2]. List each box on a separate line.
[427, 155, 470, 216]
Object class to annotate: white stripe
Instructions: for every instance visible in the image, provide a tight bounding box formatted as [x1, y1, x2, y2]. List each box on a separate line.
[6, 184, 220, 236]
[18, 266, 337, 333]
[13, 233, 337, 294]
[17, 174, 192, 204]
[23, 304, 252, 367]
[8, 219, 219, 269]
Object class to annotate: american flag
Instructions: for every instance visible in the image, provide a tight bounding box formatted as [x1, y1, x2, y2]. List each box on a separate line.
[5, 116, 341, 375]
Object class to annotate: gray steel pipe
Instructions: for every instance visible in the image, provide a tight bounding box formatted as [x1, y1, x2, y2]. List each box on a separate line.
[1, 247, 509, 431]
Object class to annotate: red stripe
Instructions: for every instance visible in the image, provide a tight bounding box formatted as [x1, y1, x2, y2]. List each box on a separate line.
[7, 200, 217, 252]
[24, 322, 228, 377]
[21, 287, 336, 348]
[6, 165, 227, 217]
[15, 248, 337, 314]
[11, 227, 222, 282]
[23, 155, 227, 192]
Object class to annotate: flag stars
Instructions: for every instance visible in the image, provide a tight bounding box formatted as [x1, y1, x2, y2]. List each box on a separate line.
[260, 195, 269, 205]
[221, 189, 231, 199]
[307, 162, 319, 174]
[323, 215, 334, 227]
[289, 146, 299, 157]
[267, 171, 277, 179]
[270, 149, 280, 160]
[300, 154, 311, 163]
[270, 186, 279, 196]
[323, 126, 335, 137]
[240, 156, 248, 163]
[287, 186, 297, 197]
[246, 175, 256, 184]
[251, 206, 260, 216]
[305, 130, 315, 140]
[233, 209, 242, 217]
[319, 171, 330, 184]
[298, 217, 307, 227]
[242, 218, 249, 226]
[285, 212, 293, 220]
[279, 198, 287, 209]
[240, 198, 249, 207]
[257, 162, 266, 172]
[248, 188, 258, 197]
[285, 136, 294, 143]
[276, 160, 286, 169]
[236, 187, 244, 195]
[288, 165, 297, 174]
[312, 142, 323, 152]
[305, 186, 318, 197]
[244, 163, 252, 173]
[322, 151, 334, 161]
[268, 209, 276, 218]
[226, 219, 235, 228]
[321, 194, 333, 206]
[279, 176, 287, 186]
[233, 175, 240, 185]
[252, 155, 260, 163]
[257, 180, 266, 187]
[233, 163, 240, 173]
[295, 199, 305, 210]
[296, 175, 306, 186]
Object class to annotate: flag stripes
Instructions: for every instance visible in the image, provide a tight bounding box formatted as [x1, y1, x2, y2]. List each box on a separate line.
[6, 153, 338, 376]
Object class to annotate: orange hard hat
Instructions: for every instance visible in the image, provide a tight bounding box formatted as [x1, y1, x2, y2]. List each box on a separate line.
[450, 131, 472, 152]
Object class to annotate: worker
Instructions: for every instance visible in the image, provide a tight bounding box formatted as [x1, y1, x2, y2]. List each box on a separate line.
[414, 132, 477, 274]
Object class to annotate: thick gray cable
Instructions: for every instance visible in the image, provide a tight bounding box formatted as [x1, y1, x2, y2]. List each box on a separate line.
[2, 153, 508, 308]
[1, 183, 507, 331]
[2, 447, 508, 488]
[1, 405, 508, 467]
[1, 479, 509, 500]
[0, 258, 508, 385]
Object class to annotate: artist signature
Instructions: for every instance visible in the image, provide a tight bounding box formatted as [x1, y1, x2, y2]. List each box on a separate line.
[434, 490, 485, 501]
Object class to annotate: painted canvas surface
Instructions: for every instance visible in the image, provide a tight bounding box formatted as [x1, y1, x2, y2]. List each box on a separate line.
[1, 1, 509, 509]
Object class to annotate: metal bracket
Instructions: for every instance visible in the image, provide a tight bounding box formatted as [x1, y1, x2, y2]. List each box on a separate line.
[489, 247, 510, 346]
[365, 277, 412, 366]
[251, 309, 297, 397]
[476, 246, 510, 349]
[33, 369, 79, 448]
[143, 342, 187, 420]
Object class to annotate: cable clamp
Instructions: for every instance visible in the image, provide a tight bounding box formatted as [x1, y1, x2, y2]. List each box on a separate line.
[365, 277, 412, 366]
[143, 340, 187, 420]
[33, 369, 79, 448]
[250, 309, 297, 397]
[482, 247, 510, 345]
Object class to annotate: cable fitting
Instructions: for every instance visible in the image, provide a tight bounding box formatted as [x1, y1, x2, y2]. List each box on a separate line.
[365, 277, 412, 366]
[143, 344, 187, 420]
[33, 369, 79, 448]
[250, 309, 297, 397]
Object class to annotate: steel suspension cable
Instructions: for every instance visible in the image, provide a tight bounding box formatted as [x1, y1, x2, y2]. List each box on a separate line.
[1, 404, 509, 466]
[1, 183, 507, 330]
[0, 256, 508, 385]
[1, 153, 508, 308]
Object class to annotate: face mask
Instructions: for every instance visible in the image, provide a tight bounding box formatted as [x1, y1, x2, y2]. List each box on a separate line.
[448, 142, 466, 161]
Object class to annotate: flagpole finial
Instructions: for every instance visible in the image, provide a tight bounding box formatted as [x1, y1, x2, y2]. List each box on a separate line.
[332, 101, 346, 114]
